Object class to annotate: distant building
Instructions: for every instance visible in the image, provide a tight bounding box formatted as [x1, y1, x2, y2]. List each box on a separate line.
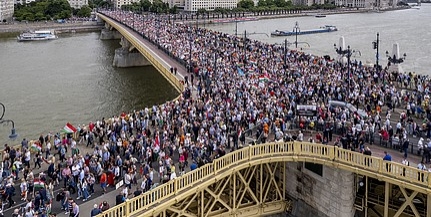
[14, 0, 35, 5]
[68, 0, 89, 8]
[113, 0, 140, 9]
[0, 0, 14, 21]
[167, 0, 185, 9]
[293, 0, 324, 6]
[334, 0, 370, 7]
[184, 0, 237, 11]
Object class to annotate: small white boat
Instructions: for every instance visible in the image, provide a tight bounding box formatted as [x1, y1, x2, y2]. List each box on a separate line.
[17, 30, 58, 42]
[315, 14, 326, 18]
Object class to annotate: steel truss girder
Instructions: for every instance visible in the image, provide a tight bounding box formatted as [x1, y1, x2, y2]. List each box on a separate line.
[367, 181, 429, 217]
[151, 162, 288, 217]
[393, 187, 420, 217]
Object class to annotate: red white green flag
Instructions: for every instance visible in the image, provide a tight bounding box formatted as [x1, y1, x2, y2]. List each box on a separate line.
[62, 122, 77, 134]
[258, 75, 269, 83]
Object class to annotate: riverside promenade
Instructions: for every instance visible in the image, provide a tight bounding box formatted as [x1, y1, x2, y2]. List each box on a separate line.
[0, 21, 104, 35]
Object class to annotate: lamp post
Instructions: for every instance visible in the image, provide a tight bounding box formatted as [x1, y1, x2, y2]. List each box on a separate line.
[189, 28, 193, 73]
[235, 21, 238, 37]
[284, 38, 287, 67]
[372, 33, 380, 82]
[276, 39, 310, 67]
[293, 21, 300, 48]
[385, 50, 406, 65]
[0, 103, 18, 140]
[334, 44, 360, 100]
[214, 42, 217, 73]
[244, 30, 247, 63]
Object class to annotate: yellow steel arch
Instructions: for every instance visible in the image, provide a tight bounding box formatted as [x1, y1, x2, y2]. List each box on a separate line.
[96, 142, 431, 217]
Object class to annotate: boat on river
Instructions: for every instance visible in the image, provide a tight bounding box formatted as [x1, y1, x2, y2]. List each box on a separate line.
[17, 30, 58, 42]
[271, 24, 337, 37]
[315, 14, 326, 18]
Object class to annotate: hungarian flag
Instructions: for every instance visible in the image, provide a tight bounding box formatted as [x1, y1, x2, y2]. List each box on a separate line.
[154, 133, 160, 147]
[31, 142, 42, 152]
[34, 179, 45, 189]
[258, 75, 269, 83]
[62, 122, 77, 134]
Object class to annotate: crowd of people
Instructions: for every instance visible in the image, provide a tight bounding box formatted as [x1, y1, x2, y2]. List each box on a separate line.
[2, 10, 431, 217]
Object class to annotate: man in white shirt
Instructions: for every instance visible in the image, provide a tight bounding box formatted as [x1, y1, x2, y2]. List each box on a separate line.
[72, 163, 81, 183]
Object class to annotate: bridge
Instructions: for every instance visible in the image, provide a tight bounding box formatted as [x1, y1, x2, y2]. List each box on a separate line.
[96, 13, 431, 217]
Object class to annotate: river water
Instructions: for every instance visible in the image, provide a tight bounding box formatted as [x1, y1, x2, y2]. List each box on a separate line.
[209, 4, 431, 74]
[0, 32, 178, 144]
[0, 6, 430, 144]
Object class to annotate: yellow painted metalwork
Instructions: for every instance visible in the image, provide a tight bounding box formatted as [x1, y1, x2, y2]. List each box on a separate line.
[394, 187, 420, 217]
[129, 45, 136, 52]
[98, 14, 184, 94]
[384, 182, 389, 217]
[94, 141, 431, 217]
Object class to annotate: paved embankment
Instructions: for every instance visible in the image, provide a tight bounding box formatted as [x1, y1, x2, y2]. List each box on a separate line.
[0, 21, 104, 36]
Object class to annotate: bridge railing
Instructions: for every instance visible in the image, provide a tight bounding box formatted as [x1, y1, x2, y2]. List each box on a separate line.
[98, 13, 184, 94]
[97, 142, 431, 217]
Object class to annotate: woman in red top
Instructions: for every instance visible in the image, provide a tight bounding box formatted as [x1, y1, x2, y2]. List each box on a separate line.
[100, 172, 107, 193]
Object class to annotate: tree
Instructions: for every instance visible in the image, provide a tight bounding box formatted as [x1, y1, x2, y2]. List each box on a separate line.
[77, 5, 92, 17]
[141, 0, 152, 11]
[257, 0, 267, 7]
[274, 0, 287, 7]
[169, 5, 178, 14]
[214, 7, 228, 14]
[197, 8, 207, 15]
[35, 12, 45, 21]
[14, 0, 72, 20]
[237, 0, 255, 9]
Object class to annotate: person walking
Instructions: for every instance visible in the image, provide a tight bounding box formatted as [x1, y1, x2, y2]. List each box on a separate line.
[72, 202, 80, 217]
[90, 204, 102, 217]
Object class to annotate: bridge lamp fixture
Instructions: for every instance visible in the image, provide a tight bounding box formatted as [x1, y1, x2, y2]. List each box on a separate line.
[0, 102, 18, 140]
[385, 50, 406, 64]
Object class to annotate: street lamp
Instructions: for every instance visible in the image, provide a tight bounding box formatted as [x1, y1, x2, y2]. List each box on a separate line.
[293, 21, 300, 48]
[334, 44, 360, 100]
[0, 103, 18, 140]
[284, 38, 287, 67]
[372, 33, 380, 80]
[244, 30, 247, 64]
[189, 28, 193, 73]
[385, 50, 406, 65]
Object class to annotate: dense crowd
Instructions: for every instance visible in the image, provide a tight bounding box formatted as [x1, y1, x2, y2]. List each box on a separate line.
[106, 10, 431, 149]
[2, 10, 431, 217]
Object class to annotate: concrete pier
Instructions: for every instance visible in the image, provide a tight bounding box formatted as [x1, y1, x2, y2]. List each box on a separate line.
[99, 28, 122, 40]
[112, 36, 150, 67]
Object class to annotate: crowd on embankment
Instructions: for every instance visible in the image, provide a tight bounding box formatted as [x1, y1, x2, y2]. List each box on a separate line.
[1, 8, 431, 217]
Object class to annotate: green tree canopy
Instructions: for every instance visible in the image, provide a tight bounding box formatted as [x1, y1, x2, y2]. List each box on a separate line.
[77, 5, 92, 17]
[237, 0, 255, 9]
[141, 0, 152, 11]
[14, 0, 72, 21]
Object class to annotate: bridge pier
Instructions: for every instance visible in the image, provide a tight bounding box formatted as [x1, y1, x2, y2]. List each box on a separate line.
[100, 28, 122, 40]
[285, 162, 356, 217]
[112, 36, 151, 68]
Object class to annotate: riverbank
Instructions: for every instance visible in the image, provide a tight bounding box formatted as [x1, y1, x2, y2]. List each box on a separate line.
[182, 6, 411, 25]
[0, 21, 104, 36]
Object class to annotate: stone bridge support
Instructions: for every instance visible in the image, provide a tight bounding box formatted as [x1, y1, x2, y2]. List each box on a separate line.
[285, 162, 356, 217]
[99, 23, 122, 40]
[112, 36, 151, 68]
